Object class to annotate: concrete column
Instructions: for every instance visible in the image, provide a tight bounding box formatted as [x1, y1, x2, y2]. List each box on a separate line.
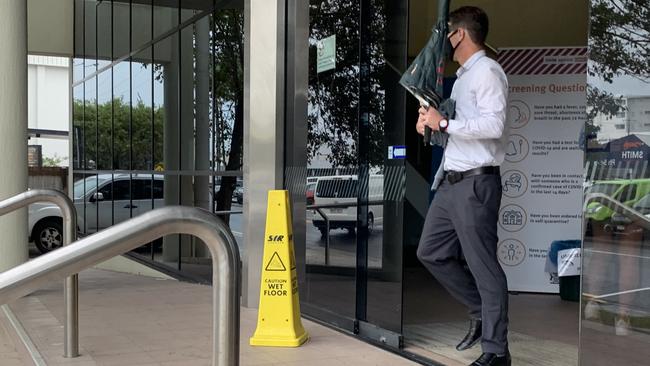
[242, 0, 286, 308]
[179, 24, 195, 259]
[0, 2, 28, 272]
[162, 31, 181, 262]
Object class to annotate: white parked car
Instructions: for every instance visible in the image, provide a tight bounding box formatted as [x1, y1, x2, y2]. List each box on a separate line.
[311, 175, 383, 237]
[28, 174, 164, 253]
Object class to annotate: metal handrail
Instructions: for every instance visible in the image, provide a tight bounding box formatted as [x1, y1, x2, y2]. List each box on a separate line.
[0, 206, 241, 366]
[0, 189, 79, 357]
[307, 201, 384, 265]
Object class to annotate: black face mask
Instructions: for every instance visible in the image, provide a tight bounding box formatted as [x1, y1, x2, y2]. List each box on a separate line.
[445, 29, 459, 61]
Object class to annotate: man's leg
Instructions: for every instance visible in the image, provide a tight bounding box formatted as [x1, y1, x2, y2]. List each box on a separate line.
[450, 175, 509, 355]
[417, 184, 482, 318]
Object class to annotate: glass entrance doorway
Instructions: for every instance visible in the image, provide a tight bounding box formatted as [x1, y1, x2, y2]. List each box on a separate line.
[401, 1, 587, 365]
[289, 1, 590, 365]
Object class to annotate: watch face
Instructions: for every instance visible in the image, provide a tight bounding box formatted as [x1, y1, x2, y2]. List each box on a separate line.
[440, 119, 448, 128]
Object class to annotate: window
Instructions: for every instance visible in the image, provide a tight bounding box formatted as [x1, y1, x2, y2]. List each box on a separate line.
[97, 182, 113, 200]
[316, 178, 358, 198]
[153, 179, 164, 199]
[132, 179, 152, 200]
[615, 184, 637, 202]
[614, 124, 625, 129]
[112, 180, 131, 201]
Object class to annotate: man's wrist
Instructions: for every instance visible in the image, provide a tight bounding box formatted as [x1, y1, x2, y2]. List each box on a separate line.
[438, 118, 449, 133]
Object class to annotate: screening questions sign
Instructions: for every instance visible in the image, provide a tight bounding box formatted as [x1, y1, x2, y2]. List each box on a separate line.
[496, 47, 586, 293]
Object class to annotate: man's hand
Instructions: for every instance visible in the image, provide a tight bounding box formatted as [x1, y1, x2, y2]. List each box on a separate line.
[416, 106, 444, 135]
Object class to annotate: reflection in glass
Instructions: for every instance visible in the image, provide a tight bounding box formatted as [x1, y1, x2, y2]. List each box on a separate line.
[72, 86, 84, 170]
[153, 0, 178, 40]
[305, 0, 361, 319]
[97, 0, 112, 68]
[131, 48, 154, 171]
[132, 0, 152, 54]
[97, 70, 112, 171]
[113, 0, 130, 59]
[113, 61, 131, 170]
[582, 0, 650, 364]
[84, 77, 97, 170]
[73, 0, 84, 82]
[83, 0, 97, 74]
[211, 9, 244, 217]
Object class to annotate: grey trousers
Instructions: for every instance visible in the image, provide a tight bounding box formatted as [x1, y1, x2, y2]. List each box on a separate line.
[417, 173, 509, 354]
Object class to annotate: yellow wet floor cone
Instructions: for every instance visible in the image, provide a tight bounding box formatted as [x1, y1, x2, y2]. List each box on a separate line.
[250, 190, 309, 347]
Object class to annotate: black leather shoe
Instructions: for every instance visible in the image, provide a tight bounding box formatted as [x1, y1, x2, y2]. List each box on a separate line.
[469, 352, 511, 366]
[456, 318, 482, 351]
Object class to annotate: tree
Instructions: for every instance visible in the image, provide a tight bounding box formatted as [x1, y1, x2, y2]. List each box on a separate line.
[587, 0, 650, 127]
[43, 154, 66, 167]
[72, 98, 164, 170]
[212, 9, 244, 223]
[308, 0, 386, 168]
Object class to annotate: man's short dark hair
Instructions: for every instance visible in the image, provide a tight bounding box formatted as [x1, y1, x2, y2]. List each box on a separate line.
[449, 6, 489, 45]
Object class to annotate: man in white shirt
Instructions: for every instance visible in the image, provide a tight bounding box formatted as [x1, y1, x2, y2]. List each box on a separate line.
[416, 6, 510, 366]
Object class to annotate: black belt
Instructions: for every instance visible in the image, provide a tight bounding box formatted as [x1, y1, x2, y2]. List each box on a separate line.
[445, 166, 500, 184]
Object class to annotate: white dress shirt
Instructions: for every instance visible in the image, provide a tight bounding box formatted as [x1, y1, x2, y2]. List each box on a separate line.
[444, 50, 509, 172]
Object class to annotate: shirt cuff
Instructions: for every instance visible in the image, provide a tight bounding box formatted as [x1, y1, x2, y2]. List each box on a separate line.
[445, 119, 462, 135]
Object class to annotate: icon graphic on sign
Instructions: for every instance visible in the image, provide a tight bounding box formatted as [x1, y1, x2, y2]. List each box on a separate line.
[502, 170, 528, 198]
[498, 239, 526, 266]
[508, 100, 530, 129]
[505, 134, 529, 163]
[503, 211, 523, 225]
[499, 204, 527, 232]
[265, 252, 287, 272]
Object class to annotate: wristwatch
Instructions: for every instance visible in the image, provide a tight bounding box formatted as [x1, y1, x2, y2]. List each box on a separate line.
[438, 118, 449, 133]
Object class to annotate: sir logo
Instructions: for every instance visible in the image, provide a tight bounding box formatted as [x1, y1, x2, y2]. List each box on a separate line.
[268, 235, 284, 242]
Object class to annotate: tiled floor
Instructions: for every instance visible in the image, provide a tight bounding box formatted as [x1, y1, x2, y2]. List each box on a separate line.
[6, 268, 418, 366]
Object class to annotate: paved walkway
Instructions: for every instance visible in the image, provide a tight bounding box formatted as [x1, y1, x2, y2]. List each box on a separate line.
[0, 307, 30, 366]
[5, 268, 418, 366]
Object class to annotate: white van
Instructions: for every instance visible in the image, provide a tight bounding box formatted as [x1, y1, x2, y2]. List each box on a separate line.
[312, 175, 383, 236]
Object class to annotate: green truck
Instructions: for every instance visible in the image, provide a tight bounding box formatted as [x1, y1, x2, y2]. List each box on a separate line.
[585, 178, 650, 233]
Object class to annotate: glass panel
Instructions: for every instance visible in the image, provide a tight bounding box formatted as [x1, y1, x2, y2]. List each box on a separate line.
[73, 0, 85, 82]
[179, 23, 194, 172]
[152, 38, 169, 171]
[153, 0, 178, 40]
[113, 61, 131, 170]
[581, 0, 650, 364]
[72, 85, 84, 170]
[180, 0, 205, 23]
[305, 0, 360, 320]
[212, 8, 244, 219]
[132, 47, 154, 171]
[97, 69, 112, 170]
[84, 0, 97, 74]
[132, 0, 152, 53]
[362, 0, 405, 332]
[113, 0, 130, 59]
[97, 0, 112, 68]
[84, 77, 97, 170]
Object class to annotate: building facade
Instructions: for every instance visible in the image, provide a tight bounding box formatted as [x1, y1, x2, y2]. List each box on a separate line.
[0, 0, 645, 365]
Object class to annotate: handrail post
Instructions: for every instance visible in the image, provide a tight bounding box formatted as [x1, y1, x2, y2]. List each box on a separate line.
[0, 189, 79, 358]
[0, 206, 239, 366]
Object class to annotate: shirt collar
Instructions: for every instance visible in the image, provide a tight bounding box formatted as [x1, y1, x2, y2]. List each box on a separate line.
[456, 50, 486, 77]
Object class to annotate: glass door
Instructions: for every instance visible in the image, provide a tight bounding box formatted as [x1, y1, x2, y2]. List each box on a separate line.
[296, 0, 408, 345]
[581, 1, 650, 364]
